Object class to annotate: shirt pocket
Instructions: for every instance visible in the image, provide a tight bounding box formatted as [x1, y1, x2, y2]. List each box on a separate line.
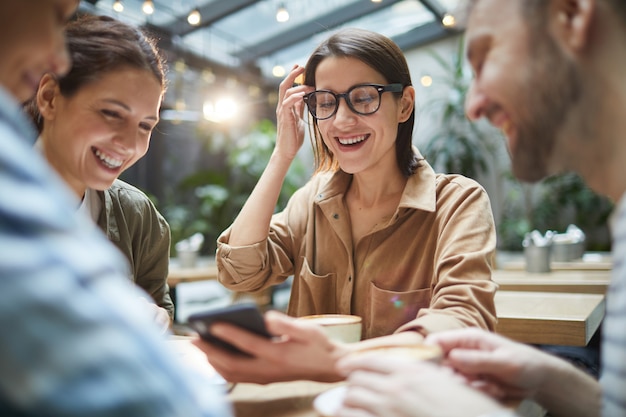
[292, 257, 337, 315]
[367, 282, 431, 338]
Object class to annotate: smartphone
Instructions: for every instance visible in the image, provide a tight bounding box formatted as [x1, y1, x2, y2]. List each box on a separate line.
[187, 303, 273, 355]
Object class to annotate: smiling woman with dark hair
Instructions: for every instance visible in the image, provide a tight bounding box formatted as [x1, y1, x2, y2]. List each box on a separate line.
[197, 28, 498, 385]
[26, 14, 174, 330]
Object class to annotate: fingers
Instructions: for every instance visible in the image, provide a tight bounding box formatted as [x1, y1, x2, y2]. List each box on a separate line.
[425, 328, 509, 355]
[265, 310, 331, 344]
[278, 65, 306, 103]
[446, 348, 511, 373]
[193, 337, 260, 383]
[210, 321, 275, 356]
[276, 65, 313, 122]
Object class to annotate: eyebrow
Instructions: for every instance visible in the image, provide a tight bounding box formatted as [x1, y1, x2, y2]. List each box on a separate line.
[102, 98, 159, 121]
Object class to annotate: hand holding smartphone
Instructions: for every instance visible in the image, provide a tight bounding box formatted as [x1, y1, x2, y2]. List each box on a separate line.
[187, 303, 273, 356]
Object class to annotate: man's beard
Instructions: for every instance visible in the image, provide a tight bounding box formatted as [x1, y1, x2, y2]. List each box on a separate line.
[511, 36, 582, 183]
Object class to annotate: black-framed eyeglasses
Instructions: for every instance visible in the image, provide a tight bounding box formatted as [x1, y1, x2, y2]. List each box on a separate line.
[303, 83, 403, 120]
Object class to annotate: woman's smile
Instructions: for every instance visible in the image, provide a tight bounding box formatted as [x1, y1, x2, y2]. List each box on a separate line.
[336, 134, 369, 147]
[92, 147, 124, 170]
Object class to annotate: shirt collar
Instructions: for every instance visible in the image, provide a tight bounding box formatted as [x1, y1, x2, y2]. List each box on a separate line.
[316, 157, 438, 214]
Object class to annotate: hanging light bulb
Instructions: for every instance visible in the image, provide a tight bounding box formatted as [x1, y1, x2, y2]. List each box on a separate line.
[442, 13, 456, 28]
[276, 3, 289, 22]
[112, 0, 124, 12]
[187, 8, 201, 25]
[142, 0, 154, 15]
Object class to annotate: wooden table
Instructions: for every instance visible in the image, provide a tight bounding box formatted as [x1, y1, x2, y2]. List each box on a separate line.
[493, 269, 611, 294]
[168, 259, 273, 310]
[495, 291, 605, 346]
[168, 259, 219, 287]
[231, 375, 545, 417]
[496, 251, 612, 271]
[228, 381, 544, 417]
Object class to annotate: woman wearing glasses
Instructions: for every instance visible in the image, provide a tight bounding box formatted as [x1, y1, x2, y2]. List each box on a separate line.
[202, 28, 497, 383]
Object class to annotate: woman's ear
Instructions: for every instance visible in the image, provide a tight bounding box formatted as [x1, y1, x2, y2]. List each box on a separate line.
[36, 73, 61, 121]
[398, 85, 415, 123]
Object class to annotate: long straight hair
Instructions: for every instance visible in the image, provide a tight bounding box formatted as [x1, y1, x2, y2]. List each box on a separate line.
[303, 28, 420, 177]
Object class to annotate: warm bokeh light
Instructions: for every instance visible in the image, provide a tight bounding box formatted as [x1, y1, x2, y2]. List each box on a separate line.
[202, 69, 216, 84]
[442, 13, 456, 27]
[248, 85, 262, 98]
[272, 65, 286, 78]
[175, 99, 186, 112]
[187, 9, 201, 26]
[112, 0, 124, 12]
[276, 5, 289, 22]
[203, 97, 238, 123]
[174, 60, 186, 73]
[420, 75, 433, 87]
[142, 0, 154, 15]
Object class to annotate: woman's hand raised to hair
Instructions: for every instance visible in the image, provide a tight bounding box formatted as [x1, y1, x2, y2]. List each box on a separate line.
[274, 65, 312, 162]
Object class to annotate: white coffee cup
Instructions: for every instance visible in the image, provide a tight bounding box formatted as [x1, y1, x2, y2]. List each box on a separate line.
[297, 314, 362, 343]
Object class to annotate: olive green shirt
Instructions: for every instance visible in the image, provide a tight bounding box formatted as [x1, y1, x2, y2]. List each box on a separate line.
[217, 161, 497, 339]
[97, 180, 174, 319]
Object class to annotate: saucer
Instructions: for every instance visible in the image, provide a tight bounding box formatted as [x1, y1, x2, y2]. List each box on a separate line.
[313, 385, 347, 417]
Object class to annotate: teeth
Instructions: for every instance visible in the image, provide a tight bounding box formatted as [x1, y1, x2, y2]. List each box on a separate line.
[338, 135, 367, 145]
[94, 149, 123, 169]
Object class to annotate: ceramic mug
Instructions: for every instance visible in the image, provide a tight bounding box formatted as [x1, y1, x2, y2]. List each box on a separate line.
[297, 314, 362, 343]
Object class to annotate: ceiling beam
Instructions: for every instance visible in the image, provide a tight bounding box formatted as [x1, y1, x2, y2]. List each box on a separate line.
[391, 21, 459, 51]
[234, 0, 408, 64]
[164, 0, 262, 37]
[417, 0, 447, 21]
[143, 22, 274, 88]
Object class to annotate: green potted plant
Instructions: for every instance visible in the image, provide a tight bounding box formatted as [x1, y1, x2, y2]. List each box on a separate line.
[420, 37, 501, 179]
[162, 119, 309, 256]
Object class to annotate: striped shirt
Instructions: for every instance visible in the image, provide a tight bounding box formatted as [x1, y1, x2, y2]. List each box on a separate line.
[0, 86, 231, 417]
[601, 193, 626, 416]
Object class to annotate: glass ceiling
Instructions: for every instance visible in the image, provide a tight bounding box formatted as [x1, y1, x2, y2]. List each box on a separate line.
[80, 0, 463, 86]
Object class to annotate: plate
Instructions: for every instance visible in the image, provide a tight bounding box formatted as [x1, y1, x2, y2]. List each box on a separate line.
[313, 385, 347, 417]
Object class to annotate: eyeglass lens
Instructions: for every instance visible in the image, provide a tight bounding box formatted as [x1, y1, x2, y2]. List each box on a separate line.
[307, 85, 384, 120]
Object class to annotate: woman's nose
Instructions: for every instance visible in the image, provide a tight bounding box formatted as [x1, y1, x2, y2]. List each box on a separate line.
[333, 97, 356, 124]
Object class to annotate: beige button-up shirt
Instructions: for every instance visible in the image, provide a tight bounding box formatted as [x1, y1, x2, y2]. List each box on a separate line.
[217, 162, 497, 339]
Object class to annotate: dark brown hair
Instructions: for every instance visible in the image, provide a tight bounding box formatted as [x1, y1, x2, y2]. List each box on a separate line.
[27, 15, 167, 132]
[303, 28, 420, 177]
